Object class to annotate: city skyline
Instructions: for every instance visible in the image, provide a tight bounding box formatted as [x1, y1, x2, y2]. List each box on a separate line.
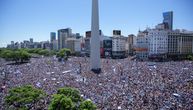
[1, 0, 193, 47]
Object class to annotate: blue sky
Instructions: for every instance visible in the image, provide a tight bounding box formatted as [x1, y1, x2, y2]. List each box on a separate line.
[0, 0, 193, 47]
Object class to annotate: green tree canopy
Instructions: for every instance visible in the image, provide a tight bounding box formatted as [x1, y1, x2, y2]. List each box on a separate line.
[50, 50, 58, 56]
[19, 50, 31, 62]
[23, 48, 57, 56]
[49, 87, 97, 110]
[48, 94, 75, 110]
[0, 49, 31, 63]
[57, 87, 82, 103]
[0, 48, 57, 59]
[1, 49, 14, 61]
[31, 48, 42, 54]
[5, 85, 46, 110]
[57, 48, 71, 58]
[38, 49, 50, 56]
[187, 55, 193, 60]
[79, 100, 97, 110]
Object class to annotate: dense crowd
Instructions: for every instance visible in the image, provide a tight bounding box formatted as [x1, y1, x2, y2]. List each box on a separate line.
[0, 56, 193, 109]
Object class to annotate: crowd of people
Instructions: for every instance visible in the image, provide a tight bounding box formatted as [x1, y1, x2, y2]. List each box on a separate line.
[0, 56, 193, 109]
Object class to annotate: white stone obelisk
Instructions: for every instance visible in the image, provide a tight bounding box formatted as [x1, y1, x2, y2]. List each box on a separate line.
[90, 0, 101, 73]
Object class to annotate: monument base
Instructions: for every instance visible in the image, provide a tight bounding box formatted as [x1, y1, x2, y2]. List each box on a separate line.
[91, 68, 101, 74]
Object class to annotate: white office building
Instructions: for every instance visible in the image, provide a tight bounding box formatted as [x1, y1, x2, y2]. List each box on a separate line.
[112, 35, 126, 58]
[66, 38, 81, 53]
[74, 39, 81, 52]
[136, 31, 149, 60]
[148, 29, 168, 55]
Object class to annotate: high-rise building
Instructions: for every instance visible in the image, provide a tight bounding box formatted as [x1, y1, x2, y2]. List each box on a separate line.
[58, 29, 68, 50]
[58, 28, 73, 50]
[136, 31, 149, 60]
[50, 32, 56, 43]
[75, 33, 82, 39]
[86, 31, 92, 38]
[86, 30, 102, 38]
[66, 38, 81, 53]
[168, 30, 193, 54]
[148, 29, 168, 55]
[59, 28, 72, 37]
[111, 32, 126, 58]
[84, 38, 91, 55]
[23, 40, 30, 48]
[41, 41, 50, 49]
[178, 32, 193, 54]
[168, 30, 181, 55]
[128, 34, 135, 55]
[155, 23, 166, 30]
[163, 11, 173, 30]
[52, 40, 58, 50]
[111, 37, 126, 58]
[30, 38, 33, 43]
[34, 42, 41, 48]
[11, 41, 14, 45]
[102, 36, 112, 57]
[84, 30, 102, 56]
[50, 32, 56, 50]
[113, 30, 121, 36]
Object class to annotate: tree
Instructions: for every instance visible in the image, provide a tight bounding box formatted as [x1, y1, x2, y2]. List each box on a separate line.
[57, 48, 71, 59]
[33, 48, 42, 54]
[48, 94, 75, 110]
[26, 48, 36, 53]
[5, 85, 46, 110]
[49, 87, 97, 110]
[19, 50, 31, 62]
[187, 55, 193, 60]
[50, 50, 57, 56]
[38, 49, 50, 56]
[57, 87, 82, 103]
[22, 48, 56, 57]
[79, 100, 97, 110]
[0, 48, 5, 57]
[1, 49, 14, 61]
[13, 50, 20, 63]
[0, 49, 31, 63]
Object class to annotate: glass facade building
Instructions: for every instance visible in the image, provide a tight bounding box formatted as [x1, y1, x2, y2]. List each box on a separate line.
[50, 32, 56, 42]
[163, 11, 173, 30]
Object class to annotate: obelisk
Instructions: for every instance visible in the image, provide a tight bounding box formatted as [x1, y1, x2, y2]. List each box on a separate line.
[90, 0, 101, 73]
